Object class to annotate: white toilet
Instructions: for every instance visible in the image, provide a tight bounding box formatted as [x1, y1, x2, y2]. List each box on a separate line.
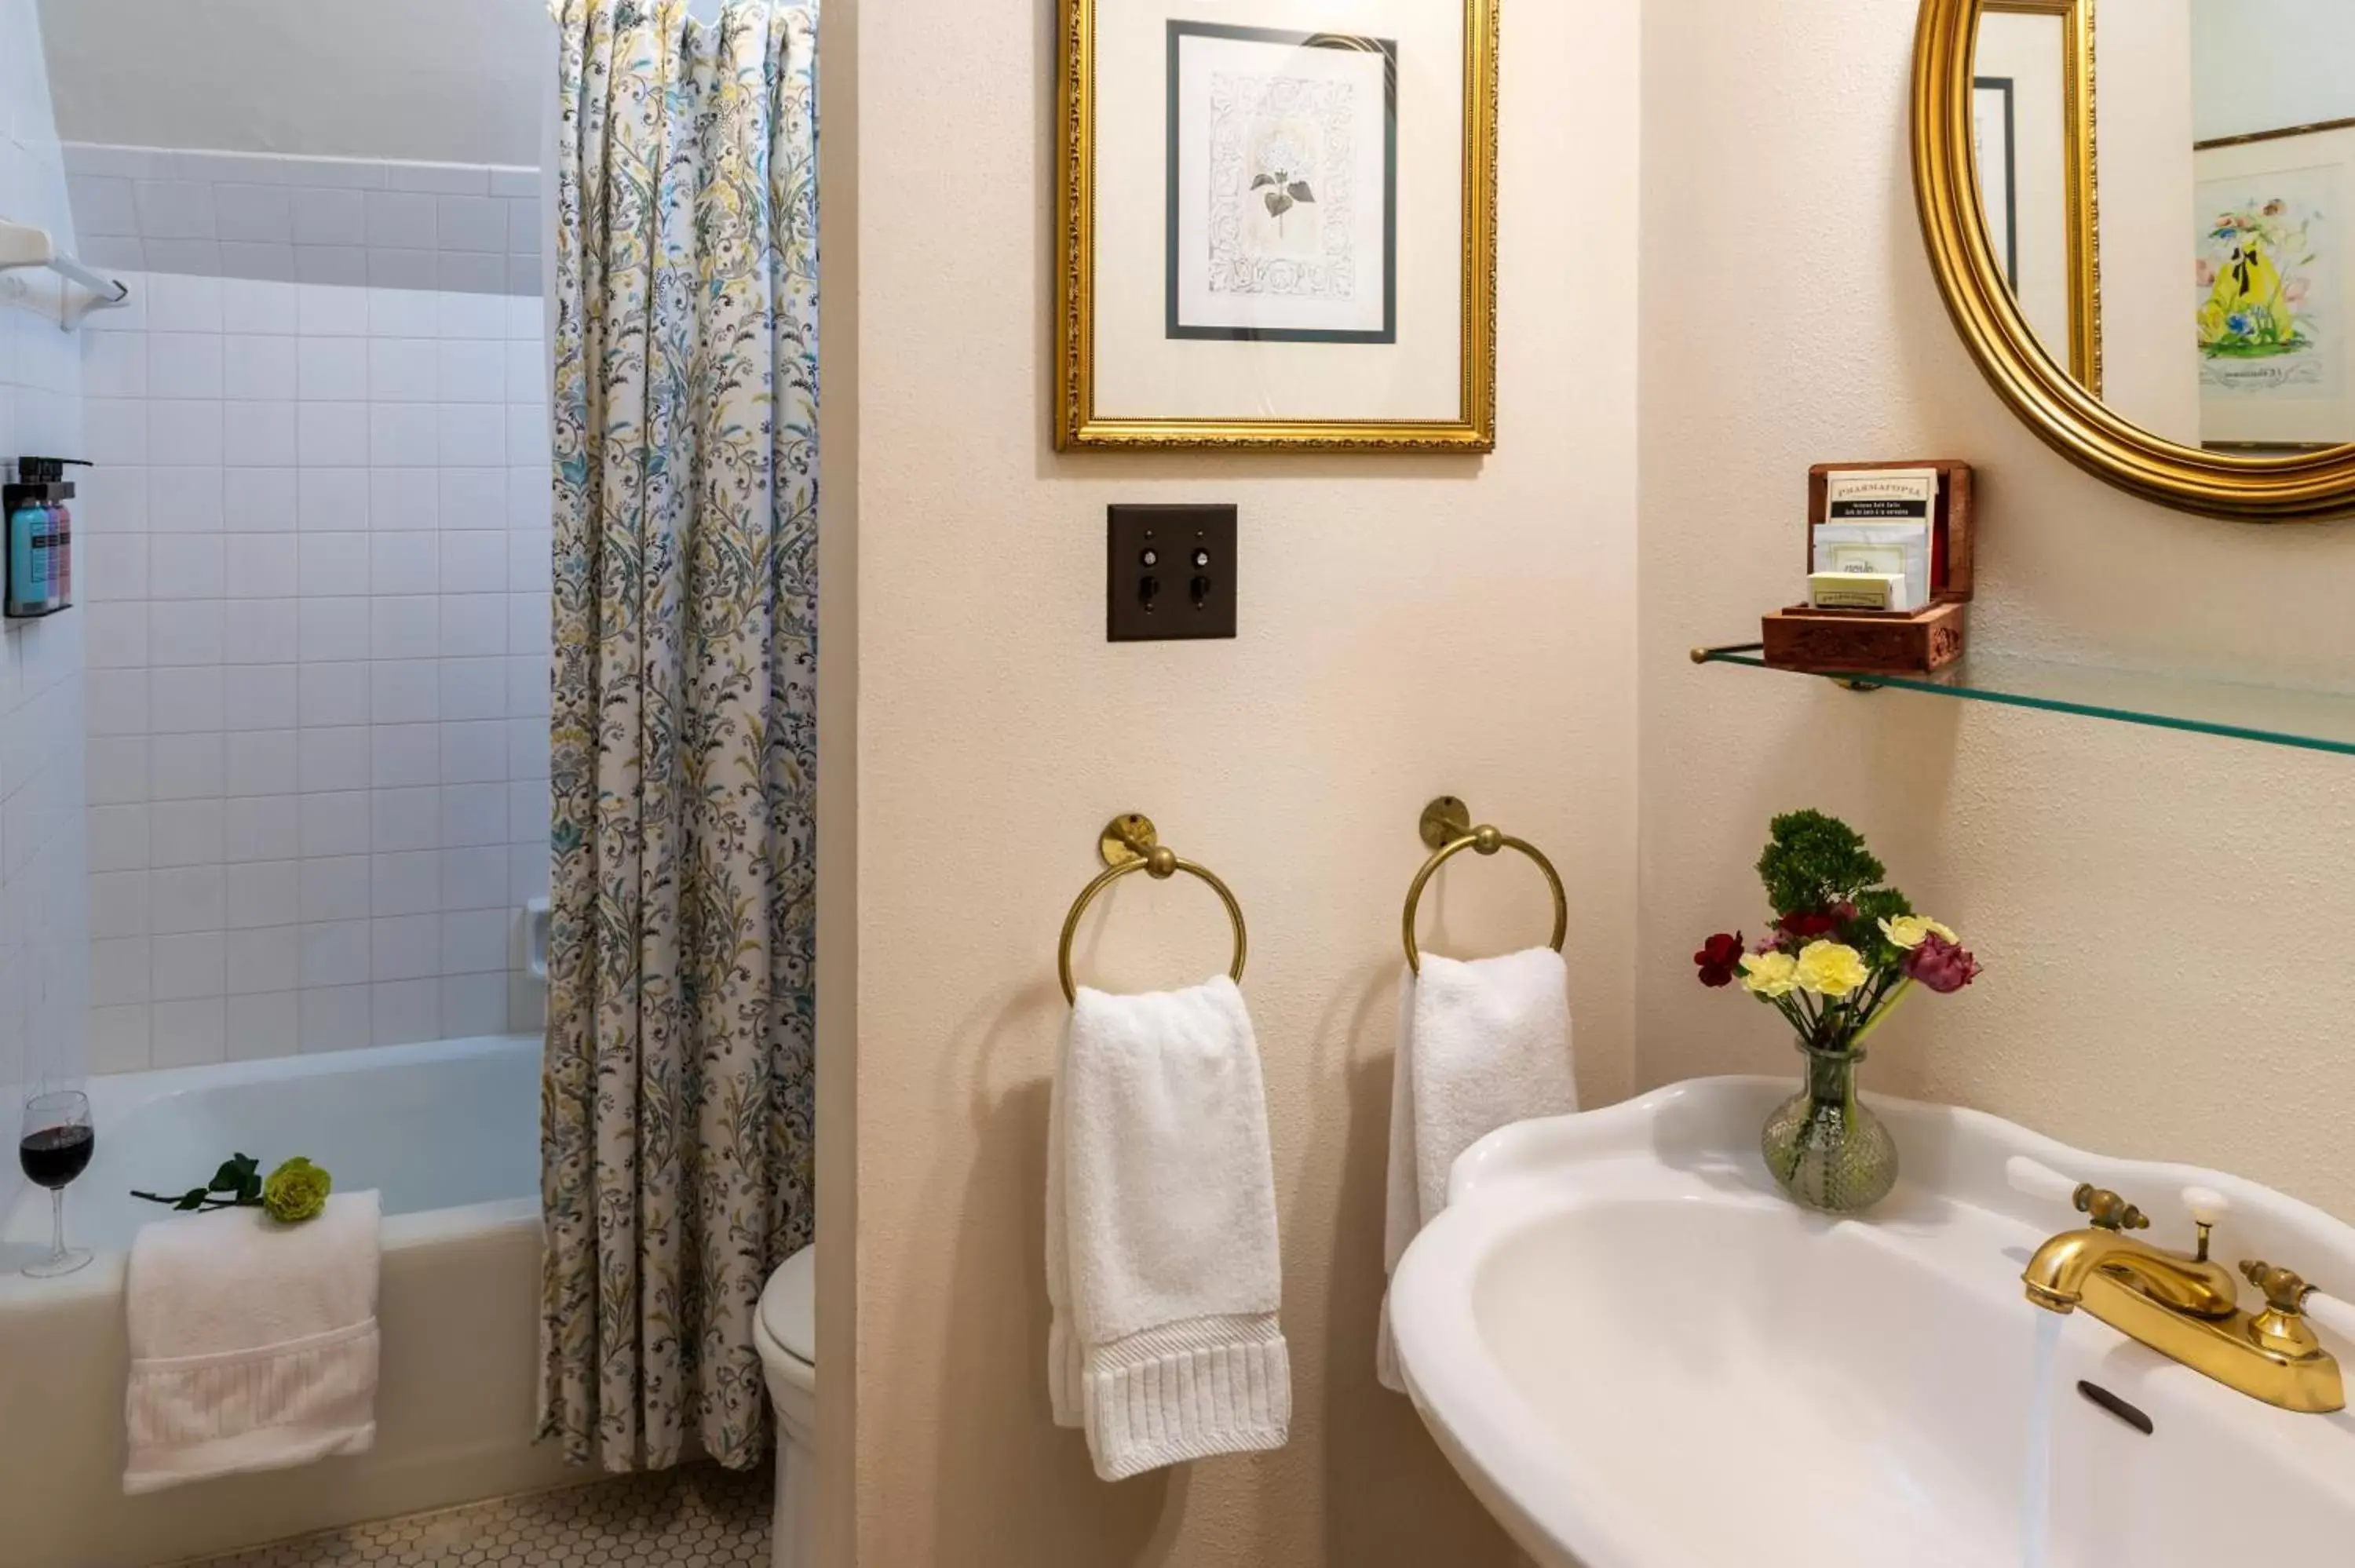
[754, 1244, 818, 1568]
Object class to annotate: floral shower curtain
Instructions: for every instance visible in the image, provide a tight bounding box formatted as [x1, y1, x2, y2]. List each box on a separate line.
[540, 0, 818, 1473]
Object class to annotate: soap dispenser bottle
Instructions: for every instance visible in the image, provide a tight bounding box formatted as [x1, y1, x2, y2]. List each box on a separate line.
[5, 457, 89, 619]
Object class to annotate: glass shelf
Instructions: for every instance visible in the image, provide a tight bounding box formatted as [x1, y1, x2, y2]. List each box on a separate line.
[1692, 644, 2355, 758]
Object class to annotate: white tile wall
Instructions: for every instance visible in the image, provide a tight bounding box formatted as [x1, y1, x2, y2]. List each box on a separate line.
[1, 0, 93, 1215]
[78, 268, 552, 1070]
[64, 144, 542, 297]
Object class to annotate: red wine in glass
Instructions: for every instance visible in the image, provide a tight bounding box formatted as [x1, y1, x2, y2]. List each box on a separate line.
[20, 1124, 93, 1187]
[19, 1090, 93, 1277]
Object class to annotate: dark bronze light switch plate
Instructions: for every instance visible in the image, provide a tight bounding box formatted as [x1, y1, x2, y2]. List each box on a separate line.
[1107, 504, 1236, 642]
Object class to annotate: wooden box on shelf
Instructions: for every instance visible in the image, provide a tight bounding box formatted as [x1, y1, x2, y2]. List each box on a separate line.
[1762, 460, 1974, 676]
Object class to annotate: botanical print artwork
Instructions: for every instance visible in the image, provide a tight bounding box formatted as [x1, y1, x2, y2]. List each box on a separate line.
[1165, 20, 1397, 344]
[1207, 72, 1356, 304]
[2197, 167, 2339, 398]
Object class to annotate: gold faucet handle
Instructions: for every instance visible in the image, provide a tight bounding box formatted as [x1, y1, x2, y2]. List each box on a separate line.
[2075, 1184, 2151, 1233]
[2241, 1259, 2313, 1315]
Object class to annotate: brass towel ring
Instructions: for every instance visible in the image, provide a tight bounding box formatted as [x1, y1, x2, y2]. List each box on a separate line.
[1058, 814, 1248, 1005]
[1401, 796, 1568, 975]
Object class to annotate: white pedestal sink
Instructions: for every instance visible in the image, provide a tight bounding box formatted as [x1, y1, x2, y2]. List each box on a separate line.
[1386, 1078, 2355, 1568]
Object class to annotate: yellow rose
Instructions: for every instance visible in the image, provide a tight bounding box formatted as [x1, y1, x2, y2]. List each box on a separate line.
[262, 1157, 333, 1223]
[1878, 914, 1956, 950]
[1740, 950, 1798, 998]
[1793, 941, 1868, 998]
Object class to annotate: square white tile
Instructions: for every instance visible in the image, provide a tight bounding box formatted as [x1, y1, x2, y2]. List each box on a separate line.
[224, 401, 300, 467]
[372, 786, 440, 852]
[299, 726, 371, 793]
[300, 918, 372, 987]
[298, 532, 371, 597]
[440, 719, 506, 784]
[150, 997, 228, 1067]
[298, 402, 370, 467]
[225, 468, 299, 531]
[224, 794, 302, 862]
[370, 660, 440, 724]
[371, 531, 439, 595]
[226, 533, 298, 597]
[225, 861, 299, 928]
[225, 732, 298, 798]
[225, 991, 301, 1059]
[299, 596, 372, 662]
[225, 927, 301, 995]
[298, 335, 370, 400]
[149, 798, 225, 866]
[300, 791, 371, 858]
[441, 782, 507, 848]
[298, 466, 371, 531]
[440, 845, 509, 911]
[225, 334, 298, 399]
[299, 983, 372, 1052]
[150, 865, 225, 934]
[371, 977, 440, 1045]
[152, 932, 227, 1001]
[226, 663, 299, 729]
[225, 601, 300, 664]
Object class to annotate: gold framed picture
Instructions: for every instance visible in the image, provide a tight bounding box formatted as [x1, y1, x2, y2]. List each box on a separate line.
[1055, 0, 1499, 451]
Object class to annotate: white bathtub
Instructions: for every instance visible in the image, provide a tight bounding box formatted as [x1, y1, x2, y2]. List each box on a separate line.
[0, 1036, 579, 1568]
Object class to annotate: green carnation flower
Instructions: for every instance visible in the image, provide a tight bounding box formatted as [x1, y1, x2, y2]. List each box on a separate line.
[261, 1157, 333, 1223]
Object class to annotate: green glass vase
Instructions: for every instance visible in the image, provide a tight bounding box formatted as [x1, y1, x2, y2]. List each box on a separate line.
[1761, 1041, 1897, 1212]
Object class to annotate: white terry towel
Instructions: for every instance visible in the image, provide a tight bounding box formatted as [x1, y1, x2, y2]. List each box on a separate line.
[123, 1191, 382, 1494]
[1377, 948, 1575, 1392]
[1045, 975, 1291, 1481]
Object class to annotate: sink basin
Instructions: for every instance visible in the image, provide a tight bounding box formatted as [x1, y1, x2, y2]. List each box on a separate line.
[1386, 1078, 2355, 1568]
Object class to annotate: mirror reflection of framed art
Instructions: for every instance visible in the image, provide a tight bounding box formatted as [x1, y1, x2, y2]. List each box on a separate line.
[1970, 0, 2098, 396]
[1056, 0, 1499, 451]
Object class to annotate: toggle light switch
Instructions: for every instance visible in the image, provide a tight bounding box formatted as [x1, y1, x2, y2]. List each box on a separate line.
[1107, 504, 1236, 642]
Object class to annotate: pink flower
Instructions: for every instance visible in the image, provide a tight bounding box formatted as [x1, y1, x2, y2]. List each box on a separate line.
[2287, 278, 2311, 304]
[1903, 932, 1981, 994]
[2196, 258, 2217, 288]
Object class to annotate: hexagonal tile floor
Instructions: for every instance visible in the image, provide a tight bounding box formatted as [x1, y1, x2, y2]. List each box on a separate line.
[174, 1462, 772, 1567]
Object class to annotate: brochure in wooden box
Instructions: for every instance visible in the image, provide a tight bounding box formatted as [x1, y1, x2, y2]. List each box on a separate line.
[1762, 461, 1975, 675]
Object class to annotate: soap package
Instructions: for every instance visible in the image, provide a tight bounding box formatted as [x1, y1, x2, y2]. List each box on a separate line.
[1811, 522, 1931, 611]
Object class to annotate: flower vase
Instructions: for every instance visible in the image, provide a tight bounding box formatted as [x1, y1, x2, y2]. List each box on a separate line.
[1761, 1042, 1897, 1212]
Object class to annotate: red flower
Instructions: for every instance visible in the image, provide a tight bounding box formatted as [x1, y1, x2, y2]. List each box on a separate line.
[1694, 932, 1745, 988]
[1776, 907, 1844, 941]
[1904, 932, 1982, 994]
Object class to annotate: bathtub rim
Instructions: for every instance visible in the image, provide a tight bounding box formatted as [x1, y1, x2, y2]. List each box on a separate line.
[0, 1034, 544, 1300]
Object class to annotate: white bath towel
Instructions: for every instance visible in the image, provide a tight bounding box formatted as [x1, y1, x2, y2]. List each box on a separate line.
[1377, 948, 1575, 1392]
[122, 1191, 382, 1494]
[1045, 975, 1291, 1481]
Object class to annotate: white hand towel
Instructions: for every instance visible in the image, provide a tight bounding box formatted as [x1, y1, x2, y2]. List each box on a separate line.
[1045, 975, 1291, 1480]
[123, 1191, 382, 1494]
[1377, 948, 1575, 1392]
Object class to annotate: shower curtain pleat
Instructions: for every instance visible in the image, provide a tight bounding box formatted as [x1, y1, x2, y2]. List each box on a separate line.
[540, 0, 819, 1474]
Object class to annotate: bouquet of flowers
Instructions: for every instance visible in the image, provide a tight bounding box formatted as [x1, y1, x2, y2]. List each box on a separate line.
[1694, 809, 1979, 1052]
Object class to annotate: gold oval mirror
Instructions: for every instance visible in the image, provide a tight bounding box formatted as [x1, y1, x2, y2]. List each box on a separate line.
[1914, 0, 2355, 520]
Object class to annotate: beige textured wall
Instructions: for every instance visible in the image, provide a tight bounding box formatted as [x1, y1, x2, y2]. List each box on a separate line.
[828, 0, 1640, 1560]
[1638, 3, 2355, 1216]
[814, 0, 859, 1560]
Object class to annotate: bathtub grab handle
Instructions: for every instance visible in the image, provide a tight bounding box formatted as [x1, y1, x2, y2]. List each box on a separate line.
[526, 898, 550, 981]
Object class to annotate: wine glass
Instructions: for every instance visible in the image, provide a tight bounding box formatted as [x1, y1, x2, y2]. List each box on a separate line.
[19, 1090, 94, 1278]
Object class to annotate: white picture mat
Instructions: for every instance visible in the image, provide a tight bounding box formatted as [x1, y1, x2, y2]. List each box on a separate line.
[1090, 0, 1466, 424]
[1974, 11, 2072, 371]
[2196, 129, 2355, 447]
[1170, 30, 1391, 335]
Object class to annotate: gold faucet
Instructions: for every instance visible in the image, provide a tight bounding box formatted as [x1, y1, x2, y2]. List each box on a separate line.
[2021, 1183, 2344, 1413]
